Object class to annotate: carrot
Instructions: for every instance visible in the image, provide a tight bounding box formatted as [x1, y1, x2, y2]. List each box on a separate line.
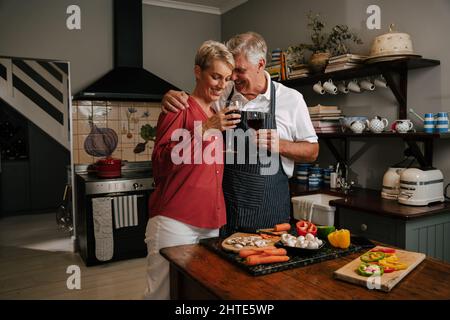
[262, 248, 287, 256]
[239, 249, 261, 258]
[246, 255, 290, 266]
[238, 246, 277, 258]
[273, 223, 291, 232]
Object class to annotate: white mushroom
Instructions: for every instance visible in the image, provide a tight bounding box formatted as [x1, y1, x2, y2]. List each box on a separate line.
[297, 236, 305, 242]
[234, 243, 243, 249]
[305, 233, 315, 242]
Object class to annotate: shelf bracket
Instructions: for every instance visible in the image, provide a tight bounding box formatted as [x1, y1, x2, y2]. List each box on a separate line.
[404, 139, 433, 168]
[382, 68, 408, 119]
[322, 138, 348, 165]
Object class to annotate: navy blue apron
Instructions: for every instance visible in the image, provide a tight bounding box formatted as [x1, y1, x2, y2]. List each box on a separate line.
[221, 82, 290, 236]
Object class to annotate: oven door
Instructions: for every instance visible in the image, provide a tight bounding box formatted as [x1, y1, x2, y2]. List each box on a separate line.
[82, 190, 150, 266]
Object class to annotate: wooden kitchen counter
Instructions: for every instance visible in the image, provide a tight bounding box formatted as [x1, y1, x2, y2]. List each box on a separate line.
[289, 183, 450, 220]
[160, 243, 450, 300]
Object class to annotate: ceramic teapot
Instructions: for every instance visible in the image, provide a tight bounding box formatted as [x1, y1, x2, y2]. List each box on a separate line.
[393, 119, 414, 133]
[368, 116, 389, 133]
[350, 120, 367, 134]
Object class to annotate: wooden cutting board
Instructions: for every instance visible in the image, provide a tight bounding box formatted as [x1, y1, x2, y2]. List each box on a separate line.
[221, 232, 280, 253]
[334, 246, 426, 292]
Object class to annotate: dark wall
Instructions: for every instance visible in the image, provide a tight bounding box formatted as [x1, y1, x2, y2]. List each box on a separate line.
[0, 101, 69, 216]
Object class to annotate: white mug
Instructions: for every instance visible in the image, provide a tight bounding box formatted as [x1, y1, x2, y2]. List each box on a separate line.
[323, 79, 338, 95]
[347, 80, 361, 93]
[313, 81, 325, 95]
[360, 79, 375, 91]
[374, 77, 388, 88]
[337, 82, 349, 94]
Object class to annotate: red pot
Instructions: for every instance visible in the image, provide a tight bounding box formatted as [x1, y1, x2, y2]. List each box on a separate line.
[95, 157, 122, 178]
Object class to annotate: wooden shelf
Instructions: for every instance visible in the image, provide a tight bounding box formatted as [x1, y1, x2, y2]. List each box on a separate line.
[317, 131, 449, 139]
[281, 57, 440, 88]
[282, 57, 442, 167]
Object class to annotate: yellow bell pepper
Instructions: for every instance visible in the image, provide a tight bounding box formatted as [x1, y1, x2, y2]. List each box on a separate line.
[327, 229, 351, 249]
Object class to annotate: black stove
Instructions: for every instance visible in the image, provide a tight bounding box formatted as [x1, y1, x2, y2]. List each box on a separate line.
[74, 161, 154, 266]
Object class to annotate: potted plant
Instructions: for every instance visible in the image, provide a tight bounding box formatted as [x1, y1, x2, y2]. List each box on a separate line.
[289, 12, 363, 73]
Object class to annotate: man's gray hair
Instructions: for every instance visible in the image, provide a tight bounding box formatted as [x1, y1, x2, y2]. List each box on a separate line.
[226, 31, 267, 65]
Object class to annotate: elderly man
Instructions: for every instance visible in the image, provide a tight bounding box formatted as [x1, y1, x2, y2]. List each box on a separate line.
[162, 31, 318, 235]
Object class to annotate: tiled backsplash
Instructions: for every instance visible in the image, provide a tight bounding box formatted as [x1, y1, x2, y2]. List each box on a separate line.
[71, 100, 161, 164]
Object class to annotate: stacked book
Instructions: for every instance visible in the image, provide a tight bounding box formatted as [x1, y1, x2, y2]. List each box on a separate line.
[324, 54, 367, 73]
[287, 63, 310, 79]
[266, 50, 288, 81]
[308, 104, 343, 133]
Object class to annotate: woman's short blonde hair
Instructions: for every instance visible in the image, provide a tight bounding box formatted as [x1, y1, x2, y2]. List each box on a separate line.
[195, 40, 235, 71]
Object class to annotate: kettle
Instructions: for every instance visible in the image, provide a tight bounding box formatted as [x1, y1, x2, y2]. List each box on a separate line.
[381, 167, 405, 200]
[368, 116, 389, 133]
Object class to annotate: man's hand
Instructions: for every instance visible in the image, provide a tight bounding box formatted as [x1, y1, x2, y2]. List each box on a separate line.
[161, 90, 190, 113]
[255, 129, 280, 153]
[203, 106, 241, 133]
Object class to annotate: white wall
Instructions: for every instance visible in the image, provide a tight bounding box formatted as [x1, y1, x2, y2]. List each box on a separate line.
[222, 0, 450, 189]
[0, 0, 221, 94]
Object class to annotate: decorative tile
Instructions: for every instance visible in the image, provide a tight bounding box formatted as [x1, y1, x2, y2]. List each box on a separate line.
[78, 134, 89, 150]
[77, 100, 92, 106]
[148, 107, 162, 121]
[122, 147, 136, 162]
[93, 106, 108, 121]
[78, 120, 92, 135]
[79, 149, 94, 164]
[106, 106, 120, 120]
[107, 120, 120, 134]
[77, 105, 92, 120]
[72, 149, 79, 164]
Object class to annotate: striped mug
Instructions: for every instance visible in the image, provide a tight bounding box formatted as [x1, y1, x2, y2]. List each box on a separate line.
[424, 113, 435, 133]
[435, 112, 449, 133]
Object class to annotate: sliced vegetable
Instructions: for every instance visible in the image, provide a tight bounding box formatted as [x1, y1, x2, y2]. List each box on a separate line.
[360, 251, 385, 263]
[296, 220, 317, 236]
[317, 225, 336, 239]
[378, 258, 408, 271]
[357, 263, 384, 277]
[327, 229, 351, 249]
[274, 223, 291, 232]
[382, 266, 396, 273]
[370, 247, 396, 254]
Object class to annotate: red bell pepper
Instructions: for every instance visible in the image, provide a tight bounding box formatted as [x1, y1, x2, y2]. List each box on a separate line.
[296, 220, 317, 236]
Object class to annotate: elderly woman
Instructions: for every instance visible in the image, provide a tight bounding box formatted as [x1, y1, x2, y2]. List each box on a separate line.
[144, 40, 240, 300]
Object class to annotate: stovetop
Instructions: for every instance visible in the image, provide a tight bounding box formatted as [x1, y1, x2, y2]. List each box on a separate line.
[75, 161, 154, 195]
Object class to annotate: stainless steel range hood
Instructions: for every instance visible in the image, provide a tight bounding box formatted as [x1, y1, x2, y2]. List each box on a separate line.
[74, 0, 179, 101]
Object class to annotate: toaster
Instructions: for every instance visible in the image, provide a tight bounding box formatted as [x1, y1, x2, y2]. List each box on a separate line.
[398, 168, 445, 206]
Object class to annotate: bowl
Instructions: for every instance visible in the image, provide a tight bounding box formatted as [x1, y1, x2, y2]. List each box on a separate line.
[339, 117, 368, 131]
[275, 241, 326, 256]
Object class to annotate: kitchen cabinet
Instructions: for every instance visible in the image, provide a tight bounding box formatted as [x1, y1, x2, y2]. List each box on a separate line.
[282, 57, 442, 167]
[0, 160, 31, 214]
[338, 207, 450, 262]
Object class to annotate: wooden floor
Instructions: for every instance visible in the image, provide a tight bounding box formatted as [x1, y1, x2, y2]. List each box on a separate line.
[0, 213, 147, 299]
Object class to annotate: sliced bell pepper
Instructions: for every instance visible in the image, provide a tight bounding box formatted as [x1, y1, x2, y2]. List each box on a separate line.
[327, 229, 351, 249]
[381, 266, 396, 273]
[360, 251, 385, 263]
[378, 258, 408, 271]
[357, 263, 384, 277]
[370, 247, 396, 254]
[296, 220, 317, 236]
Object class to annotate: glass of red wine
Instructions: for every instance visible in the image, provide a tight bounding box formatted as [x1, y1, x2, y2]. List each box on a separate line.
[224, 101, 242, 153]
[246, 111, 265, 131]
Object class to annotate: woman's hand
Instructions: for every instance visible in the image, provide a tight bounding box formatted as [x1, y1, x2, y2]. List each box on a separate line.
[203, 106, 241, 132]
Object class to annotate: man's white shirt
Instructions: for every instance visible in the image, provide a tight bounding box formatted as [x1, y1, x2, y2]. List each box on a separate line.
[213, 71, 318, 178]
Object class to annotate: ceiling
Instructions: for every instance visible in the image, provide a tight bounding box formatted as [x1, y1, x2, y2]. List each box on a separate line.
[143, 0, 248, 15]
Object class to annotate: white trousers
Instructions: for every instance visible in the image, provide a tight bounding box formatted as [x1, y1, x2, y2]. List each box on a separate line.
[143, 215, 219, 300]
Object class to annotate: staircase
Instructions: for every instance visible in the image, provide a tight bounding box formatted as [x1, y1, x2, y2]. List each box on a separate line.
[0, 57, 70, 150]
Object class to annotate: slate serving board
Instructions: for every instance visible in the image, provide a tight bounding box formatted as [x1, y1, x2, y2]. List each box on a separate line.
[199, 236, 375, 276]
